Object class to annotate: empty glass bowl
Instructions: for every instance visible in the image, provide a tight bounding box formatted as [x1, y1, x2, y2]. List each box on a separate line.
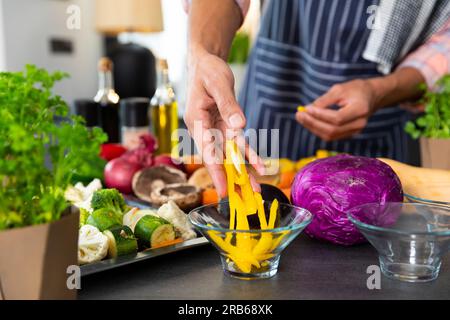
[348, 202, 450, 282]
[405, 193, 450, 209]
[189, 201, 313, 280]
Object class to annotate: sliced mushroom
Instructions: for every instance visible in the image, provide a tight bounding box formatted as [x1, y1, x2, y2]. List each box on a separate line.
[132, 165, 187, 202]
[187, 167, 213, 189]
[150, 183, 202, 211]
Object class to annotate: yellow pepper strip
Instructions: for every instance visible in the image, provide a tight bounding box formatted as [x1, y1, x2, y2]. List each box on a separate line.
[224, 163, 236, 230]
[270, 231, 289, 251]
[226, 140, 257, 214]
[268, 199, 279, 229]
[252, 233, 273, 256]
[228, 255, 253, 273]
[316, 149, 329, 159]
[254, 192, 268, 229]
[208, 230, 259, 265]
[297, 105, 306, 112]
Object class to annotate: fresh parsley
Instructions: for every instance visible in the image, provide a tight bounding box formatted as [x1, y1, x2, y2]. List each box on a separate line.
[0, 65, 107, 229]
[405, 74, 450, 139]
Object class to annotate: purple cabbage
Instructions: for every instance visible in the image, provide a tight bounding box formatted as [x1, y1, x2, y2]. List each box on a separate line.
[291, 155, 403, 245]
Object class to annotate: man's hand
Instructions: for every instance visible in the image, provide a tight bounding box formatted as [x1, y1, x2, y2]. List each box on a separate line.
[296, 68, 426, 141]
[185, 49, 246, 197]
[185, 48, 264, 197]
[296, 79, 378, 141]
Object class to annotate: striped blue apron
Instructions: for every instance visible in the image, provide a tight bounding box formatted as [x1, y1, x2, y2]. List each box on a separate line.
[239, 0, 409, 161]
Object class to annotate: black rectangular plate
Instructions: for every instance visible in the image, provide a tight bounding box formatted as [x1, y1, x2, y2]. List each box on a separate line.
[80, 199, 209, 277]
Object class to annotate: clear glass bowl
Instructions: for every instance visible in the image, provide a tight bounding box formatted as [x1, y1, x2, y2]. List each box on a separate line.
[189, 201, 313, 280]
[405, 193, 450, 209]
[348, 202, 450, 282]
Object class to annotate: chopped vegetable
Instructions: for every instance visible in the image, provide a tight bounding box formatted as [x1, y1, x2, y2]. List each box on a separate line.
[206, 140, 280, 273]
[134, 215, 176, 248]
[78, 225, 109, 265]
[202, 188, 219, 205]
[86, 208, 122, 231]
[103, 226, 138, 258]
[157, 200, 197, 240]
[123, 207, 156, 232]
[64, 179, 102, 216]
[91, 189, 127, 219]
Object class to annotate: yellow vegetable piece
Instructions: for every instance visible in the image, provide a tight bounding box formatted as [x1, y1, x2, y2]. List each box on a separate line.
[252, 233, 273, 256]
[268, 199, 279, 229]
[214, 139, 285, 274]
[316, 149, 329, 159]
[278, 158, 296, 173]
[297, 105, 306, 112]
[254, 192, 268, 229]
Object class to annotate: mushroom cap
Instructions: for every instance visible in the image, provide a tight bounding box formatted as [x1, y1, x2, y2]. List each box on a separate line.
[150, 183, 202, 212]
[187, 167, 213, 189]
[132, 165, 187, 202]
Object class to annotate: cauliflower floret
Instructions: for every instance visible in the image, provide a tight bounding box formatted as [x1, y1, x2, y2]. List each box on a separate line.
[78, 225, 108, 264]
[157, 201, 196, 240]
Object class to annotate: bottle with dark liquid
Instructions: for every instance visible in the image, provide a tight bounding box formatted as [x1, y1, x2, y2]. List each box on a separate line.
[94, 57, 120, 143]
[150, 59, 179, 155]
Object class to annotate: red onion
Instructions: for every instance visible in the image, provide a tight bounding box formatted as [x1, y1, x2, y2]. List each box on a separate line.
[153, 155, 185, 172]
[104, 157, 142, 194]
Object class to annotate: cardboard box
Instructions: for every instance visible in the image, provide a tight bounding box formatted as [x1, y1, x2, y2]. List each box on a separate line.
[0, 207, 79, 300]
[420, 138, 450, 170]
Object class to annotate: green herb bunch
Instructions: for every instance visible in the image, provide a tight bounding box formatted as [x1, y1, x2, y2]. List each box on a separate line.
[0, 65, 107, 230]
[405, 74, 450, 139]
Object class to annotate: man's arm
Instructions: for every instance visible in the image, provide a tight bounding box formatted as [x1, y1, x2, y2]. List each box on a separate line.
[184, 0, 263, 197]
[188, 0, 243, 60]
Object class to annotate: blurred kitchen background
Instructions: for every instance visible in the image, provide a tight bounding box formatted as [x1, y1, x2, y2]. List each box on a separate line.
[0, 0, 261, 117]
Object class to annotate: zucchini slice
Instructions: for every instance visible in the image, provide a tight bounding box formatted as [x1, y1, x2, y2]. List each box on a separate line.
[103, 226, 138, 258]
[86, 208, 121, 231]
[134, 215, 176, 248]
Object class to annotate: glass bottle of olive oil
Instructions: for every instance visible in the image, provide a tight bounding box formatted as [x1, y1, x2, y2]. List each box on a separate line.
[150, 59, 179, 155]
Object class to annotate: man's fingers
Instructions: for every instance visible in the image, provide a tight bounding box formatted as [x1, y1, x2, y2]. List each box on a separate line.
[311, 84, 343, 109]
[203, 68, 246, 129]
[297, 111, 366, 141]
[234, 135, 265, 176]
[305, 103, 368, 126]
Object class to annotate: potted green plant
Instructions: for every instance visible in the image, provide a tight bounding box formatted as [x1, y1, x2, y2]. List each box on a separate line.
[405, 74, 450, 170]
[0, 65, 106, 299]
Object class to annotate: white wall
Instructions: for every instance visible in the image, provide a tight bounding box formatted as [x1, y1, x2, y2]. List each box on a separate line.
[0, 0, 101, 107]
[119, 0, 188, 114]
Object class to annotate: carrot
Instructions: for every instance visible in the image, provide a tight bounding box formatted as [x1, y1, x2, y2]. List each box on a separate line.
[277, 171, 296, 189]
[202, 188, 219, 205]
[182, 154, 204, 176]
[151, 238, 183, 249]
[281, 188, 291, 201]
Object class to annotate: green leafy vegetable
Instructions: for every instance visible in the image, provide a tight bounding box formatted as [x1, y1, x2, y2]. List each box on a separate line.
[405, 74, 450, 139]
[91, 188, 127, 219]
[0, 65, 107, 230]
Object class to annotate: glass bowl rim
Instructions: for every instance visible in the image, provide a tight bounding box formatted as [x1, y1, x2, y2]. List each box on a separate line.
[347, 202, 450, 237]
[188, 200, 313, 234]
[404, 193, 450, 207]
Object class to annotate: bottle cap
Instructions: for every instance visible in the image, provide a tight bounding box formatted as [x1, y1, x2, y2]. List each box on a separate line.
[158, 58, 168, 70]
[120, 97, 150, 127]
[98, 57, 113, 72]
[73, 99, 100, 127]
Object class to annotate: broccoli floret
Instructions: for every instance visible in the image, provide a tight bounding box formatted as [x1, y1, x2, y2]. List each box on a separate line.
[91, 189, 127, 217]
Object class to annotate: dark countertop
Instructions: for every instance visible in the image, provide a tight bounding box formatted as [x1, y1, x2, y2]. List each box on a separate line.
[78, 234, 450, 300]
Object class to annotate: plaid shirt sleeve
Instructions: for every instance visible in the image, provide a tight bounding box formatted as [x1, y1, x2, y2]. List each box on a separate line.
[181, 0, 250, 20]
[398, 19, 450, 88]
